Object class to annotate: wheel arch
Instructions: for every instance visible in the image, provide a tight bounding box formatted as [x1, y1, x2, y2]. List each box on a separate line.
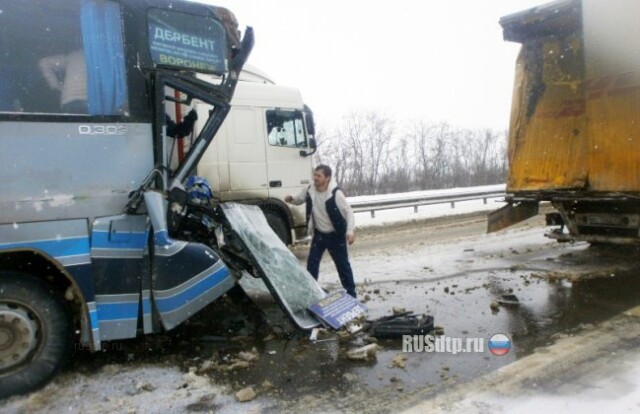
[218, 198, 296, 244]
[239, 198, 294, 244]
[238, 197, 294, 229]
[258, 198, 294, 228]
[0, 249, 87, 343]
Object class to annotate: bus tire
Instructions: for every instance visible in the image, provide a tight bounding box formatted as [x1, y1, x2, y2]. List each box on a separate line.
[0, 272, 73, 399]
[262, 210, 290, 245]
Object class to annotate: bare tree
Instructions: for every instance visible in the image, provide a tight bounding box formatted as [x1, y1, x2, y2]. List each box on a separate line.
[336, 111, 395, 195]
[377, 137, 412, 193]
[454, 128, 507, 186]
[406, 119, 432, 190]
[407, 120, 456, 189]
[314, 128, 353, 189]
[316, 113, 507, 195]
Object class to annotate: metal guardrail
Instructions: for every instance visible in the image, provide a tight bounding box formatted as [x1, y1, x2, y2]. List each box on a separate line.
[349, 189, 506, 218]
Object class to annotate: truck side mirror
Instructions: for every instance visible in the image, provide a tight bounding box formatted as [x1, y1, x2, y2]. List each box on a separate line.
[299, 138, 317, 157]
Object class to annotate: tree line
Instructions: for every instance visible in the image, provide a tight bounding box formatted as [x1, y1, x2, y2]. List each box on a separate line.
[314, 111, 508, 196]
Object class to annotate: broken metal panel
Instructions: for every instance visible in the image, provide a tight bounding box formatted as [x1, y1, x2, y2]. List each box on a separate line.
[503, 0, 640, 195]
[221, 203, 324, 330]
[501, 1, 587, 193]
[487, 201, 539, 233]
[145, 191, 234, 331]
[505, 26, 588, 193]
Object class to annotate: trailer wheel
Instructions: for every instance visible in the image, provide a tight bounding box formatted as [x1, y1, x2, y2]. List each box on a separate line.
[0, 273, 72, 399]
[263, 210, 290, 245]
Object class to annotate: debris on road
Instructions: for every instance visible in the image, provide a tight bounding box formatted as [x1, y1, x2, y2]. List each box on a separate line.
[134, 382, 155, 393]
[225, 361, 250, 371]
[200, 335, 229, 343]
[363, 336, 378, 344]
[346, 344, 379, 360]
[342, 373, 359, 382]
[235, 386, 257, 402]
[389, 353, 408, 369]
[182, 369, 209, 389]
[308, 290, 368, 330]
[237, 348, 260, 363]
[198, 360, 215, 374]
[497, 294, 520, 306]
[370, 313, 434, 339]
[309, 328, 324, 341]
[259, 380, 274, 392]
[346, 321, 365, 335]
[392, 306, 407, 315]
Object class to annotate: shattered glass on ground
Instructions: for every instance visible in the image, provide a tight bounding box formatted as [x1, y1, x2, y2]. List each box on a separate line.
[221, 203, 326, 329]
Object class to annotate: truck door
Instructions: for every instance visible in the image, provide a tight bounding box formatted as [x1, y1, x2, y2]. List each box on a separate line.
[227, 107, 269, 198]
[264, 109, 313, 224]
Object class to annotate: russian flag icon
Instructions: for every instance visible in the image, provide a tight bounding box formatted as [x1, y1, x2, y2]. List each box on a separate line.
[488, 334, 511, 356]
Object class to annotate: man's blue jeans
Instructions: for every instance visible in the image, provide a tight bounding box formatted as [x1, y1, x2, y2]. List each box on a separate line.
[307, 231, 356, 298]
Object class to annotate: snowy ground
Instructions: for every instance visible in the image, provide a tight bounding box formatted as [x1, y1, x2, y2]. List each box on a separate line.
[405, 306, 640, 414]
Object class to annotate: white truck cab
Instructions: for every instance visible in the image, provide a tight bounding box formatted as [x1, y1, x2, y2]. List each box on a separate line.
[195, 65, 317, 244]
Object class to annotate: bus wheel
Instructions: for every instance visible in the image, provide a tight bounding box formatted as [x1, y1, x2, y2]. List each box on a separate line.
[263, 210, 290, 245]
[0, 273, 72, 399]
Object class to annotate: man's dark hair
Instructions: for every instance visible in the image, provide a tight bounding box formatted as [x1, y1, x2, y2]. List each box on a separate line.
[314, 164, 332, 177]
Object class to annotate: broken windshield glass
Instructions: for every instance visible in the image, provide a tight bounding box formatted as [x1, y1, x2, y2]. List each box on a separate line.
[220, 203, 325, 329]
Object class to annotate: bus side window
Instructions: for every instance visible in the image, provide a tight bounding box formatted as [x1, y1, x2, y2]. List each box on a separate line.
[0, 0, 128, 116]
[39, 49, 88, 114]
[0, 67, 18, 112]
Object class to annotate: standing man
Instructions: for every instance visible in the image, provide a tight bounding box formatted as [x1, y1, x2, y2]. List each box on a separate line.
[285, 165, 357, 298]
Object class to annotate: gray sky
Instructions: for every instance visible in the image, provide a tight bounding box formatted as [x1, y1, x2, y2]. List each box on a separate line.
[207, 0, 547, 131]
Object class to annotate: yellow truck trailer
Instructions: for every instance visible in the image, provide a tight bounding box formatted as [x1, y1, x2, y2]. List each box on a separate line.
[489, 0, 640, 244]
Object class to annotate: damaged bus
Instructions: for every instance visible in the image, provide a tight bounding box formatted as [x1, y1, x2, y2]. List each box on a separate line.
[0, 0, 326, 399]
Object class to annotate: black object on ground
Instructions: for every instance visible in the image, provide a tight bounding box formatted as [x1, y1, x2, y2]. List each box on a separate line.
[369, 313, 434, 339]
[497, 294, 520, 306]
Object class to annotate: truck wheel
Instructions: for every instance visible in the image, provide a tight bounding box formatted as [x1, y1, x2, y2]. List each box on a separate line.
[0, 273, 72, 399]
[263, 210, 290, 245]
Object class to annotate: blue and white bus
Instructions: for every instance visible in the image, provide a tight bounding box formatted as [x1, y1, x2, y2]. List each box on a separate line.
[0, 0, 254, 397]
